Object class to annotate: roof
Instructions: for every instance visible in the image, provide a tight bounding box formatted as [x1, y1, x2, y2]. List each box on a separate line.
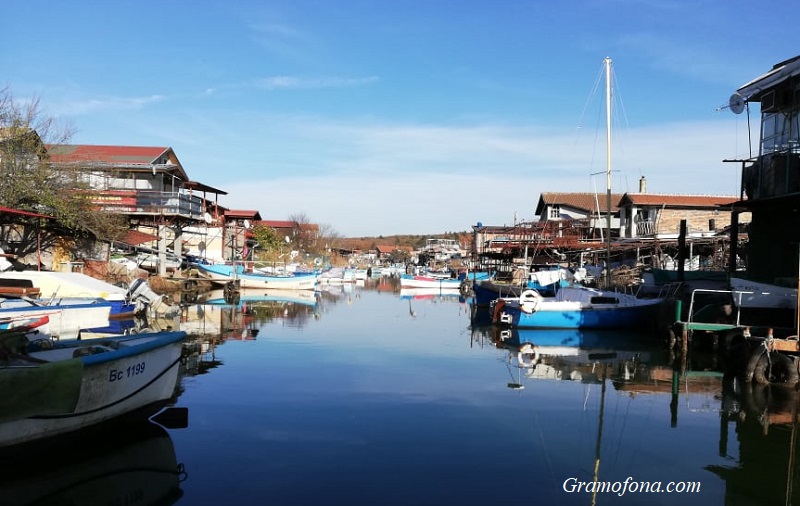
[619, 193, 739, 208]
[375, 244, 410, 253]
[737, 55, 800, 101]
[47, 144, 170, 165]
[0, 205, 53, 219]
[119, 229, 159, 246]
[260, 220, 295, 228]
[46, 144, 189, 181]
[185, 181, 228, 195]
[223, 209, 262, 220]
[535, 192, 623, 216]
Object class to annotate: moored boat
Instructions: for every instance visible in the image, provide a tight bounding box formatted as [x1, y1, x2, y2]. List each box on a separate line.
[492, 285, 669, 330]
[0, 295, 112, 339]
[0, 329, 186, 447]
[196, 263, 317, 290]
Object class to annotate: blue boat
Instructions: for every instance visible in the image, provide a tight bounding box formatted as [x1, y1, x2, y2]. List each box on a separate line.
[472, 267, 573, 306]
[492, 286, 669, 330]
[196, 263, 317, 290]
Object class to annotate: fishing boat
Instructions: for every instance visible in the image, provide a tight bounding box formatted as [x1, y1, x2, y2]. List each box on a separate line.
[472, 266, 575, 306]
[729, 277, 797, 310]
[0, 271, 173, 317]
[0, 329, 186, 447]
[196, 263, 317, 290]
[399, 274, 463, 289]
[492, 285, 668, 330]
[0, 295, 112, 339]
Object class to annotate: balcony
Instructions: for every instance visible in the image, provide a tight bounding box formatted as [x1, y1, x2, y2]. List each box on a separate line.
[742, 149, 800, 200]
[87, 189, 205, 220]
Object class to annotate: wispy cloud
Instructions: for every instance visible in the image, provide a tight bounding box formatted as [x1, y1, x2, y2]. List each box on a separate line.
[253, 75, 379, 90]
[56, 94, 166, 115]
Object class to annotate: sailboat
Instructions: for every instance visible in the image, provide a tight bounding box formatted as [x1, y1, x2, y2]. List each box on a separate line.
[491, 58, 673, 331]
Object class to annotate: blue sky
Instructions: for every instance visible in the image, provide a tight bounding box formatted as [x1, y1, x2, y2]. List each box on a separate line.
[1, 0, 793, 236]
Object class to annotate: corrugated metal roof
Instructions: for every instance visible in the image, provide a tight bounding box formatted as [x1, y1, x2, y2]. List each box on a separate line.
[46, 144, 170, 165]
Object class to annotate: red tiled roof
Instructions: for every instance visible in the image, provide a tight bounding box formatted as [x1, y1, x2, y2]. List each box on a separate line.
[620, 193, 739, 207]
[259, 220, 295, 228]
[46, 144, 170, 165]
[223, 210, 262, 220]
[536, 192, 624, 215]
[120, 229, 159, 246]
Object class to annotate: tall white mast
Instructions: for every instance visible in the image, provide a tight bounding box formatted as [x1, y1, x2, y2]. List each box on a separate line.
[604, 56, 612, 288]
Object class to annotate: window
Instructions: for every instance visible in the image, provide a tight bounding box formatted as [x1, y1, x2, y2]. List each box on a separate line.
[549, 205, 560, 219]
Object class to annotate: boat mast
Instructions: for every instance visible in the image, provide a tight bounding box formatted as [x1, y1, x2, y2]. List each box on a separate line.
[604, 56, 612, 289]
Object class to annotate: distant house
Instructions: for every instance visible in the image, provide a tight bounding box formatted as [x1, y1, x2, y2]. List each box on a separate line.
[617, 193, 749, 239]
[535, 192, 624, 239]
[47, 144, 225, 222]
[375, 244, 412, 262]
[46, 144, 226, 273]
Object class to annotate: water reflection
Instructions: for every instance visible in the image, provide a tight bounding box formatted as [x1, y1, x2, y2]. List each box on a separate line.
[708, 379, 800, 505]
[0, 418, 186, 506]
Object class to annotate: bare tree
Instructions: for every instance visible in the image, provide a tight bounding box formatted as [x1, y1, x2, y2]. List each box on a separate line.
[0, 88, 126, 262]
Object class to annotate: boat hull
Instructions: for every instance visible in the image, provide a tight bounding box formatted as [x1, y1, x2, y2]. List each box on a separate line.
[399, 274, 463, 289]
[0, 300, 112, 339]
[0, 331, 185, 447]
[493, 287, 667, 330]
[197, 264, 317, 290]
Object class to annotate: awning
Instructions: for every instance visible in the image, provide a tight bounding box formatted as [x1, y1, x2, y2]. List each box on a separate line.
[118, 229, 159, 246]
[737, 55, 800, 101]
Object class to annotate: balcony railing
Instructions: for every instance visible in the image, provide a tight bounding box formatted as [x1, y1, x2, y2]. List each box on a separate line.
[87, 189, 205, 219]
[742, 148, 800, 200]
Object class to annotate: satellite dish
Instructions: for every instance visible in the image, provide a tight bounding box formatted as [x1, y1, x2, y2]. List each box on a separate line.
[285, 236, 291, 243]
[203, 212, 212, 224]
[729, 93, 745, 114]
[243, 219, 251, 229]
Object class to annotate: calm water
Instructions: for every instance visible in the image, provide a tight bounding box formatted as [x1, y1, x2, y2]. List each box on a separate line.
[3, 280, 800, 506]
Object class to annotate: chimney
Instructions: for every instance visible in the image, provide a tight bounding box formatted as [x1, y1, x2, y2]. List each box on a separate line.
[639, 176, 647, 193]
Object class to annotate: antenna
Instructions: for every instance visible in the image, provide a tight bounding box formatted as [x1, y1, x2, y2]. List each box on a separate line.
[728, 93, 745, 114]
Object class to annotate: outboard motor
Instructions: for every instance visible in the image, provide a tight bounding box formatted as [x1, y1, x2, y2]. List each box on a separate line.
[127, 278, 178, 316]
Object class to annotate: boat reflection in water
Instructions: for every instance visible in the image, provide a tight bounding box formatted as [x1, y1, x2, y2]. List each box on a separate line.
[0, 415, 187, 506]
[490, 327, 660, 386]
[181, 288, 319, 335]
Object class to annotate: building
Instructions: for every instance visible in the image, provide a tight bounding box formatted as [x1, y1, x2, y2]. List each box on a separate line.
[728, 55, 800, 284]
[47, 144, 227, 274]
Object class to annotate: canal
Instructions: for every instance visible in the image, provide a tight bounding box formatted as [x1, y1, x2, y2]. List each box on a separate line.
[4, 280, 799, 505]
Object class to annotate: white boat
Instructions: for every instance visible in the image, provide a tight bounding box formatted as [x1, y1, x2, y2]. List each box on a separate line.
[0, 296, 112, 340]
[0, 329, 186, 447]
[399, 274, 464, 289]
[196, 263, 317, 290]
[0, 271, 176, 316]
[729, 277, 798, 309]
